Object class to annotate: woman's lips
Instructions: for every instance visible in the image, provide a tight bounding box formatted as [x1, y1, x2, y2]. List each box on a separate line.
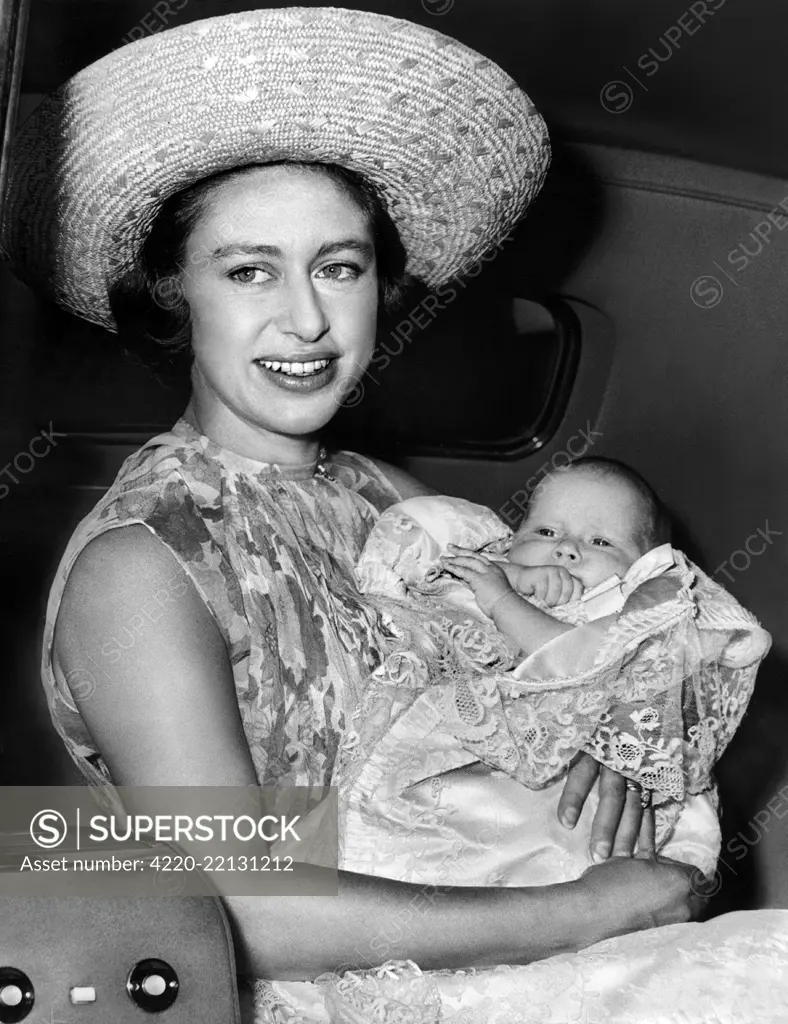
[253, 357, 338, 393]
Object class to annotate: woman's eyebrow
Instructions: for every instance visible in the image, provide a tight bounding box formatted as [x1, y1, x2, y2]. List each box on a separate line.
[206, 239, 374, 261]
[208, 243, 282, 260]
[314, 239, 374, 260]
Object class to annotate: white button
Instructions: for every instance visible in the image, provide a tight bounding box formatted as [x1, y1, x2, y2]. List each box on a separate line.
[141, 975, 167, 997]
[0, 985, 23, 1007]
[70, 987, 97, 1004]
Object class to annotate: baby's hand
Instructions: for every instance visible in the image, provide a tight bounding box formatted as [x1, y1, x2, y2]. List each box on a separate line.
[441, 546, 514, 617]
[504, 564, 584, 607]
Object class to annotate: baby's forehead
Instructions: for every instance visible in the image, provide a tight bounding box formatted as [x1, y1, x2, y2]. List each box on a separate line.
[523, 468, 645, 525]
[533, 466, 629, 500]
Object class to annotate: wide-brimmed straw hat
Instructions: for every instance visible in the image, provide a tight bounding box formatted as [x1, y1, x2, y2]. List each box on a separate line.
[0, 6, 549, 332]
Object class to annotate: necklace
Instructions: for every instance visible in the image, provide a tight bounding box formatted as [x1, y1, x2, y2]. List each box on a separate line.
[185, 405, 335, 481]
[315, 447, 336, 482]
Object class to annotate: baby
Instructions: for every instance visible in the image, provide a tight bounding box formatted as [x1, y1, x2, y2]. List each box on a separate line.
[336, 457, 770, 888]
[441, 457, 672, 666]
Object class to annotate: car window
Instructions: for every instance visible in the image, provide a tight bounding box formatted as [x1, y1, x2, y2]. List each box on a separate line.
[330, 287, 579, 460]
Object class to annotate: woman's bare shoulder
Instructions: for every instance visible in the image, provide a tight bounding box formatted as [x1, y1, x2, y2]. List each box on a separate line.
[53, 524, 212, 684]
[58, 525, 187, 636]
[367, 457, 439, 499]
[55, 523, 255, 786]
[65, 523, 175, 586]
[55, 523, 204, 672]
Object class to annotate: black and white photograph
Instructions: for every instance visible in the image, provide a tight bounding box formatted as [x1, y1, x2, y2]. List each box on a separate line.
[1, 1, 787, 1021]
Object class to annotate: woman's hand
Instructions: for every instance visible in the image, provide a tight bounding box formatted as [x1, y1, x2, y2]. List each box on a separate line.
[559, 753, 647, 861]
[575, 854, 706, 946]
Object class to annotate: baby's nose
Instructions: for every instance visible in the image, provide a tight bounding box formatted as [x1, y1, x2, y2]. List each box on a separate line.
[553, 539, 580, 562]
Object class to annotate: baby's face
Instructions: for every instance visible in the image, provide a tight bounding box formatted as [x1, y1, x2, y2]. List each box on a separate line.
[508, 471, 647, 589]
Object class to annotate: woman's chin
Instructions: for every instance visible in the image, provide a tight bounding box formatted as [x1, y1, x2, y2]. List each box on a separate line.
[246, 364, 363, 424]
[255, 399, 344, 441]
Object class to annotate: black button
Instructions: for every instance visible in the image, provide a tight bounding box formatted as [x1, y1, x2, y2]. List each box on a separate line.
[0, 968, 34, 1023]
[126, 959, 179, 1013]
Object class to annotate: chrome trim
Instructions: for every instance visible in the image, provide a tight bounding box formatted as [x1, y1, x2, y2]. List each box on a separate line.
[0, 0, 30, 222]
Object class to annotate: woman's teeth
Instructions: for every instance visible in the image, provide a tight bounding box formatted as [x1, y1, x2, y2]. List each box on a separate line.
[257, 358, 331, 376]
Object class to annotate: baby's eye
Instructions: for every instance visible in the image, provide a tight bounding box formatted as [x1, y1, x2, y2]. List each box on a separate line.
[534, 528, 555, 538]
[316, 263, 361, 282]
[229, 266, 272, 285]
[591, 538, 612, 548]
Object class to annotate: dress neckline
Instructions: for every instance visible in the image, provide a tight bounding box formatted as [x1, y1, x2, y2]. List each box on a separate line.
[170, 415, 333, 482]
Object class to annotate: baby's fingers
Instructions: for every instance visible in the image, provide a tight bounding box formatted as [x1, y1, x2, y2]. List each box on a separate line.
[441, 560, 473, 582]
[557, 571, 584, 605]
[556, 572, 576, 606]
[442, 556, 484, 580]
[543, 570, 566, 607]
[531, 576, 549, 602]
[447, 544, 489, 560]
[443, 553, 485, 569]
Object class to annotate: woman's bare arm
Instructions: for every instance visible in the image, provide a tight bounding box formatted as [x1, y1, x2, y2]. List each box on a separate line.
[54, 526, 699, 980]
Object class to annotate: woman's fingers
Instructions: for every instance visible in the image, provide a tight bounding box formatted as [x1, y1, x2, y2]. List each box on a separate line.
[558, 752, 599, 829]
[635, 805, 657, 858]
[589, 764, 628, 861]
[611, 783, 645, 857]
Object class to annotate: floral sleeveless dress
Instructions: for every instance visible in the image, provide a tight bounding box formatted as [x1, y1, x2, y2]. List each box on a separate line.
[40, 416, 403, 789]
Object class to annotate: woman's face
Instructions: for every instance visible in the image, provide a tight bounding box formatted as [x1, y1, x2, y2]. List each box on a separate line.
[180, 164, 378, 454]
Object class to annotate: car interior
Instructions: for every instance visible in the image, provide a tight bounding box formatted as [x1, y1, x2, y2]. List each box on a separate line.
[1, 0, 786, 1018]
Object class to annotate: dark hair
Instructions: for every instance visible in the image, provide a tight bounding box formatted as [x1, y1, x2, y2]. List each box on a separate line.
[535, 456, 672, 551]
[108, 161, 409, 380]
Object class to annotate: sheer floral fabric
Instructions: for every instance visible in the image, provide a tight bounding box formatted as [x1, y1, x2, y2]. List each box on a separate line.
[40, 417, 404, 789]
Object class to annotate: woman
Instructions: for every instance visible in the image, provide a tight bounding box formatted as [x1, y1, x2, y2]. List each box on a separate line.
[3, 8, 786, 1022]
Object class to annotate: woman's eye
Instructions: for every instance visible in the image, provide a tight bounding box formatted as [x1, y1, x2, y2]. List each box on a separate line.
[316, 263, 360, 282]
[229, 267, 271, 285]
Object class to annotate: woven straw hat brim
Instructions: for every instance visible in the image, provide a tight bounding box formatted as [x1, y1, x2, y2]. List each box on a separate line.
[0, 6, 549, 332]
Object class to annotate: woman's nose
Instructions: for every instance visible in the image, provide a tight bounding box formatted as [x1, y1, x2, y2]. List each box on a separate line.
[278, 275, 329, 343]
[552, 538, 580, 563]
